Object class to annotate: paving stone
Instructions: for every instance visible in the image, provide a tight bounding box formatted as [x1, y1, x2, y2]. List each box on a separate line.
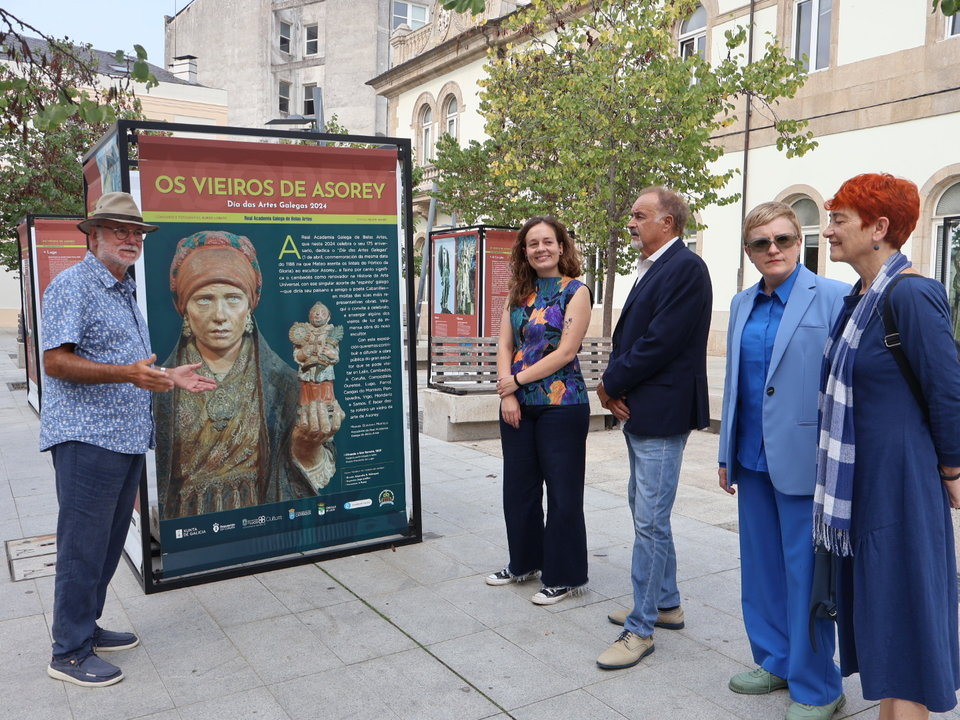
[376, 539, 478, 585]
[191, 574, 290, 627]
[225, 613, 342, 684]
[174, 686, 292, 720]
[512, 689, 629, 720]
[372, 584, 486, 644]
[298, 599, 416, 665]
[356, 646, 502, 720]
[255, 563, 355, 613]
[271, 665, 402, 720]
[430, 629, 579, 711]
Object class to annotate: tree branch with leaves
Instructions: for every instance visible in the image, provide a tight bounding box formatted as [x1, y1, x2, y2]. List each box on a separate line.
[0, 13, 156, 271]
[432, 0, 815, 335]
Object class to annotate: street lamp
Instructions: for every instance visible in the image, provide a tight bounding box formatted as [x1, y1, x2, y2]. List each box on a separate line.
[266, 87, 325, 132]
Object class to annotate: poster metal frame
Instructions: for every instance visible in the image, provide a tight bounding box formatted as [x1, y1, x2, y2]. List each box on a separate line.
[79, 120, 421, 593]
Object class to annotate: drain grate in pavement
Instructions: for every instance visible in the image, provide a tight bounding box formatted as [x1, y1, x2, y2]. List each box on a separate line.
[6, 534, 57, 581]
[6, 381, 26, 391]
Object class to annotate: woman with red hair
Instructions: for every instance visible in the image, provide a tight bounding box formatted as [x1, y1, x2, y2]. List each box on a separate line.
[817, 173, 960, 718]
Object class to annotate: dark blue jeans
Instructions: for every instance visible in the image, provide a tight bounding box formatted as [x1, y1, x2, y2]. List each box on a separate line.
[50, 441, 144, 659]
[499, 403, 589, 588]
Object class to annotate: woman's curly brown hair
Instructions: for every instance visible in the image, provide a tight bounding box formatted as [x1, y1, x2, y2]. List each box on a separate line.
[507, 216, 584, 308]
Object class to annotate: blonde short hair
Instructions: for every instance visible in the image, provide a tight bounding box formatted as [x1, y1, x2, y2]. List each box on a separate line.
[742, 202, 801, 246]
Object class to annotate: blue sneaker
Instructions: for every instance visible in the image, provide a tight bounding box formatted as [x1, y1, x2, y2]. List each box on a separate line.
[47, 652, 123, 687]
[92, 626, 139, 652]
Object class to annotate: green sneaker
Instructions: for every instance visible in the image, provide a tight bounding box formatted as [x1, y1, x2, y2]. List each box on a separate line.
[728, 667, 788, 695]
[786, 694, 846, 720]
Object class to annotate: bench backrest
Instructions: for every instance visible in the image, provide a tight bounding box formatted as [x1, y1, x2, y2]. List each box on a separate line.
[430, 336, 611, 393]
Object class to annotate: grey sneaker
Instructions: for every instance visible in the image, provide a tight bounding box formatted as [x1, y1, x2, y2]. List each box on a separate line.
[48, 652, 123, 687]
[728, 667, 788, 695]
[484, 568, 540, 586]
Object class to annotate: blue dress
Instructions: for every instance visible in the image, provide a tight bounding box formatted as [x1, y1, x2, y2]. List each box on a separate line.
[830, 277, 960, 711]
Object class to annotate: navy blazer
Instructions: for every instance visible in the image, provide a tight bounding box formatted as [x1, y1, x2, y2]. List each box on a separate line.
[603, 241, 712, 437]
[718, 264, 848, 495]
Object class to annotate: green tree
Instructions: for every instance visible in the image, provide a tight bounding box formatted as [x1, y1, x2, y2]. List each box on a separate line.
[0, 13, 156, 272]
[443, 0, 960, 19]
[432, 0, 815, 334]
[439, 0, 486, 13]
[933, 0, 960, 16]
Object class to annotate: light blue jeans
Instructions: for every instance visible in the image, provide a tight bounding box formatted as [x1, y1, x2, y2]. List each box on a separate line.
[623, 430, 689, 637]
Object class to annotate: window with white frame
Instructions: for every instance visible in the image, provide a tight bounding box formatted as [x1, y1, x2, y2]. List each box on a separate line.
[934, 181, 960, 284]
[305, 24, 319, 55]
[950, 13, 960, 37]
[279, 20, 292, 54]
[278, 81, 291, 113]
[794, 0, 831, 71]
[678, 4, 707, 61]
[393, 1, 429, 30]
[443, 95, 458, 139]
[419, 105, 433, 164]
[933, 182, 960, 339]
[303, 83, 317, 116]
[791, 197, 821, 272]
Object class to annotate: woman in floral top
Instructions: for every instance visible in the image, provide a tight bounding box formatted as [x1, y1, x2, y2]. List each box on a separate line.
[484, 216, 592, 605]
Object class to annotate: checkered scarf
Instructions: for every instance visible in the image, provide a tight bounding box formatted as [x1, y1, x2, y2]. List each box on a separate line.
[813, 252, 911, 556]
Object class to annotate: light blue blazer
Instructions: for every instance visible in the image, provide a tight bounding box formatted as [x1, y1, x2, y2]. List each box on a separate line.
[718, 265, 849, 496]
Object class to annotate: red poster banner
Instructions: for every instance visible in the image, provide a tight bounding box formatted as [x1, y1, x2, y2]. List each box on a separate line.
[138, 135, 398, 224]
[31, 219, 89, 303]
[482, 229, 516, 337]
[19, 217, 87, 411]
[430, 230, 479, 337]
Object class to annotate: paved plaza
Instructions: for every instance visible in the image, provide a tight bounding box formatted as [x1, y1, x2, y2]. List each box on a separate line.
[1, 325, 958, 719]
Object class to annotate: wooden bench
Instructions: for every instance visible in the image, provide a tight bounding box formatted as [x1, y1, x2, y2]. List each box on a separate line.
[429, 336, 612, 395]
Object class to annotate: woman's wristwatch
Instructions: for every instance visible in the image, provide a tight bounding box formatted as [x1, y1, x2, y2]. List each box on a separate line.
[939, 469, 960, 481]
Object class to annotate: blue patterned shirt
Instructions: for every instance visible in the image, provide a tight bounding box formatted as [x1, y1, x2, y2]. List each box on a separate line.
[39, 252, 155, 453]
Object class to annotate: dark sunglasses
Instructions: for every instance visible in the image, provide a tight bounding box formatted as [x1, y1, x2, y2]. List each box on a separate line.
[745, 233, 797, 252]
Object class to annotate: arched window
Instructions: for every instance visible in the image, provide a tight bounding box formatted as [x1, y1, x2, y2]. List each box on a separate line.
[679, 4, 707, 60]
[419, 106, 433, 165]
[443, 95, 459, 139]
[933, 182, 960, 337]
[791, 197, 821, 273]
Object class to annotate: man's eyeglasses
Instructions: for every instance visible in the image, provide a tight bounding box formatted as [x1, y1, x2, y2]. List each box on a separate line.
[97, 225, 147, 242]
[745, 233, 797, 252]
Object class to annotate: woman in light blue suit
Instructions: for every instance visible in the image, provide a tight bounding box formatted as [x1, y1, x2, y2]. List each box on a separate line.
[718, 202, 848, 720]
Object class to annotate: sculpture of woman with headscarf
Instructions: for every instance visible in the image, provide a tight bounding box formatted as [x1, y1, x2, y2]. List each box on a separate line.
[155, 230, 341, 519]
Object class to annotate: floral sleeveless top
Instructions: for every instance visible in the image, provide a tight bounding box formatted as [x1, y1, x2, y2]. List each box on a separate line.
[510, 276, 588, 405]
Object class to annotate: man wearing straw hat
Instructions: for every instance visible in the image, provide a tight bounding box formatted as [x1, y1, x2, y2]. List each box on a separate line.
[40, 192, 216, 687]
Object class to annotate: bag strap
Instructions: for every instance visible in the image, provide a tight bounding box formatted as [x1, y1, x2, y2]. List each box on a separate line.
[880, 274, 928, 416]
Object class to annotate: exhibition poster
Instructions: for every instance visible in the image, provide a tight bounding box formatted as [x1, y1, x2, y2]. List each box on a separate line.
[481, 229, 516, 337]
[18, 217, 87, 412]
[430, 229, 479, 337]
[137, 134, 410, 578]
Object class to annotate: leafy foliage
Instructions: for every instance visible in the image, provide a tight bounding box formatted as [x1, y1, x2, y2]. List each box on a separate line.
[432, 0, 816, 334]
[0, 12, 154, 272]
[933, 0, 959, 16]
[439, 0, 487, 13]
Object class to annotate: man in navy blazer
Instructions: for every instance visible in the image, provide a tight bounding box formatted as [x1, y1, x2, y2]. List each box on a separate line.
[596, 186, 712, 670]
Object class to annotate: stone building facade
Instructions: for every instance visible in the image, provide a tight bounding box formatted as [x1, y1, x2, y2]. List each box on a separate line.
[164, 0, 394, 135]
